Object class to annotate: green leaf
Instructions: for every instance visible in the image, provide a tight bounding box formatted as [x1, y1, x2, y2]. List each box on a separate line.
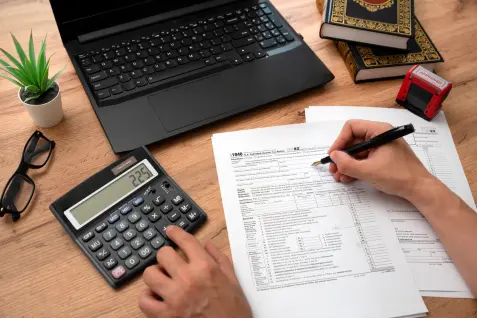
[28, 31, 37, 71]
[36, 37, 47, 85]
[24, 93, 41, 103]
[0, 57, 12, 68]
[11, 33, 28, 65]
[25, 85, 40, 94]
[0, 66, 27, 84]
[0, 48, 23, 70]
[40, 59, 50, 91]
[0, 73, 23, 87]
[45, 66, 64, 90]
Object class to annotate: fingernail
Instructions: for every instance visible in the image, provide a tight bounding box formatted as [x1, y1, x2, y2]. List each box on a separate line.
[166, 225, 177, 233]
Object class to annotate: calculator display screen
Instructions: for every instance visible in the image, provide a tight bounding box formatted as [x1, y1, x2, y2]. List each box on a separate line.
[66, 161, 157, 229]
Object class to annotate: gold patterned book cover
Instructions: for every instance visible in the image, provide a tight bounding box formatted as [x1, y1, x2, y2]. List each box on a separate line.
[336, 18, 443, 83]
[320, 0, 414, 49]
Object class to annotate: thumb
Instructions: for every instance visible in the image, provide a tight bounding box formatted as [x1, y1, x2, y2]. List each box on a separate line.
[330, 151, 368, 180]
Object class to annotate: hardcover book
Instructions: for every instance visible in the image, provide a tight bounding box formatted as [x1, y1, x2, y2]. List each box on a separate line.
[336, 19, 444, 83]
[319, 0, 415, 49]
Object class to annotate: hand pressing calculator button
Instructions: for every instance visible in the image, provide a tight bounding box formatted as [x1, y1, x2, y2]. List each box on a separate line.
[50, 146, 207, 288]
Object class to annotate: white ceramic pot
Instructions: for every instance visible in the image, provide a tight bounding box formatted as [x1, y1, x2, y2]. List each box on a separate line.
[19, 83, 64, 128]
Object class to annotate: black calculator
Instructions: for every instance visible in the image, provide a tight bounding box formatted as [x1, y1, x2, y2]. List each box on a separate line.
[50, 147, 207, 288]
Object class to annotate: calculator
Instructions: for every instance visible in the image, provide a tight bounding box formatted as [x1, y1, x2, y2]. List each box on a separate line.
[50, 147, 207, 288]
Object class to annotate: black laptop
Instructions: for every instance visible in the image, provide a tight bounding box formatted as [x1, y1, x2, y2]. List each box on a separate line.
[49, 0, 334, 153]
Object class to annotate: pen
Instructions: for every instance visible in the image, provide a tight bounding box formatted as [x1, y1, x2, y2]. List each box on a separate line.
[311, 124, 415, 166]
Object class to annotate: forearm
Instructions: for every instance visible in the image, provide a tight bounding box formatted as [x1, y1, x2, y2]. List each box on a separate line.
[407, 176, 477, 296]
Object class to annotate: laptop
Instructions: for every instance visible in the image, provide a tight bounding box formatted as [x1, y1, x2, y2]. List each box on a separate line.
[49, 0, 334, 153]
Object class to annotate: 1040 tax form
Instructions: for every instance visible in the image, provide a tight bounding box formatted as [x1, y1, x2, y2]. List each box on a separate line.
[306, 106, 475, 298]
[212, 122, 427, 317]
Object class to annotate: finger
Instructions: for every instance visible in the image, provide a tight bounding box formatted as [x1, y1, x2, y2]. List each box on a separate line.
[166, 225, 212, 262]
[329, 120, 391, 153]
[332, 171, 342, 182]
[330, 151, 371, 180]
[156, 246, 187, 278]
[329, 163, 338, 174]
[138, 289, 171, 318]
[340, 175, 356, 184]
[143, 265, 175, 297]
[204, 241, 238, 284]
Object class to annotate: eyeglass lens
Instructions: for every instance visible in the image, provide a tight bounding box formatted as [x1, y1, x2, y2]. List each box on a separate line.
[24, 133, 53, 167]
[1, 175, 35, 213]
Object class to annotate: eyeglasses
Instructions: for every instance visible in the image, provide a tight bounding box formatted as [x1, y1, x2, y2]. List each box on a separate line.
[0, 131, 55, 222]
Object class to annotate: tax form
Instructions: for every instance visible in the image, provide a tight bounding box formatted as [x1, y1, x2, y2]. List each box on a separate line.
[212, 122, 427, 317]
[306, 106, 475, 298]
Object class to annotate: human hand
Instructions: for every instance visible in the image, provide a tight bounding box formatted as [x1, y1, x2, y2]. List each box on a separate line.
[328, 120, 436, 201]
[139, 226, 252, 318]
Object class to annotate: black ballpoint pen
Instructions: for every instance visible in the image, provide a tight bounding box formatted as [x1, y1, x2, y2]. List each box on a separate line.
[311, 124, 415, 166]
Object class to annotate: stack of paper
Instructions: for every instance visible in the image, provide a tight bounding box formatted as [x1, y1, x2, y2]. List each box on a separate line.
[212, 122, 427, 317]
[305, 106, 475, 298]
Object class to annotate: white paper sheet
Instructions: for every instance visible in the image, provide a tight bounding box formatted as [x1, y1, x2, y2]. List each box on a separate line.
[305, 106, 475, 298]
[212, 122, 427, 317]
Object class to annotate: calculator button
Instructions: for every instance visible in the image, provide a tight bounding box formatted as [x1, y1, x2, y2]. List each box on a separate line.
[186, 211, 200, 222]
[125, 255, 140, 269]
[153, 195, 165, 206]
[128, 211, 141, 223]
[111, 265, 126, 279]
[160, 203, 173, 214]
[102, 229, 117, 242]
[139, 245, 153, 259]
[120, 205, 132, 215]
[141, 203, 154, 214]
[155, 221, 172, 239]
[116, 220, 129, 232]
[168, 211, 181, 222]
[179, 203, 191, 213]
[82, 231, 94, 242]
[171, 194, 184, 205]
[118, 246, 132, 259]
[143, 228, 157, 240]
[123, 229, 137, 241]
[136, 219, 149, 232]
[177, 218, 189, 230]
[110, 238, 124, 250]
[131, 237, 145, 250]
[132, 197, 144, 207]
[151, 236, 165, 249]
[95, 222, 108, 233]
[148, 212, 161, 222]
[97, 248, 110, 261]
[89, 240, 103, 252]
[108, 212, 120, 224]
[104, 257, 118, 270]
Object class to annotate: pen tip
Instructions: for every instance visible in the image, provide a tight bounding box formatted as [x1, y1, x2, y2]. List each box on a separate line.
[311, 161, 321, 167]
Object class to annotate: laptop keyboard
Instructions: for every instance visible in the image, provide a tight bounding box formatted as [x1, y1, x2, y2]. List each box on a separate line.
[76, 3, 295, 105]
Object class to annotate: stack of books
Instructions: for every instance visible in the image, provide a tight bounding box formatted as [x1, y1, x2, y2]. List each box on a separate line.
[318, 0, 444, 83]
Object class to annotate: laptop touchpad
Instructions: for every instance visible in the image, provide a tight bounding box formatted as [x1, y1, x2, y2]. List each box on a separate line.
[148, 74, 242, 132]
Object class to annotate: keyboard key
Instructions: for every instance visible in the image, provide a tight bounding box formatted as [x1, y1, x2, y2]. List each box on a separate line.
[177, 218, 189, 230]
[78, 53, 89, 59]
[132, 60, 145, 69]
[155, 220, 173, 239]
[269, 15, 283, 28]
[177, 56, 189, 64]
[215, 54, 227, 62]
[263, 31, 272, 39]
[108, 67, 121, 76]
[104, 257, 118, 270]
[115, 220, 129, 232]
[120, 205, 132, 215]
[97, 248, 110, 261]
[96, 89, 110, 100]
[110, 238, 124, 250]
[114, 48, 127, 56]
[101, 60, 113, 69]
[265, 22, 275, 30]
[144, 57, 156, 66]
[96, 222, 108, 233]
[136, 219, 149, 232]
[141, 203, 154, 214]
[221, 35, 232, 43]
[131, 237, 145, 250]
[152, 195, 165, 206]
[210, 38, 222, 46]
[143, 228, 157, 240]
[118, 73, 131, 83]
[120, 63, 134, 72]
[84, 64, 101, 74]
[166, 59, 179, 68]
[125, 255, 140, 269]
[118, 246, 132, 259]
[103, 229, 117, 242]
[92, 77, 119, 91]
[128, 211, 141, 223]
[232, 30, 250, 39]
[253, 50, 267, 59]
[124, 53, 137, 62]
[122, 80, 136, 91]
[258, 24, 267, 32]
[186, 211, 200, 222]
[148, 211, 161, 222]
[205, 58, 216, 66]
[199, 50, 211, 58]
[141, 66, 155, 75]
[231, 56, 243, 65]
[89, 71, 108, 82]
[153, 62, 166, 72]
[179, 203, 191, 213]
[146, 61, 205, 83]
[250, 26, 259, 34]
[209, 46, 222, 55]
[130, 70, 143, 79]
[132, 197, 144, 207]
[108, 212, 120, 223]
[139, 246, 153, 259]
[243, 53, 255, 62]
[92, 55, 104, 63]
[178, 47, 190, 56]
[136, 50, 148, 59]
[271, 29, 281, 37]
[188, 44, 201, 52]
[123, 229, 137, 241]
[151, 236, 165, 249]
[160, 203, 173, 214]
[168, 211, 181, 222]
[255, 33, 265, 41]
[171, 195, 184, 205]
[111, 265, 126, 279]
[260, 38, 277, 49]
[89, 240, 102, 252]
[276, 35, 286, 44]
[263, 7, 272, 15]
[148, 47, 160, 55]
[232, 37, 255, 48]
[82, 231, 94, 242]
[138, 42, 150, 50]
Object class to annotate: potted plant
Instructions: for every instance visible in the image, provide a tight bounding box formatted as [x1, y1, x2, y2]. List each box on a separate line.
[0, 32, 64, 128]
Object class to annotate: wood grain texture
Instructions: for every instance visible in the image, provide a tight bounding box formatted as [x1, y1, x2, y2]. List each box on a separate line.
[1, 0, 477, 316]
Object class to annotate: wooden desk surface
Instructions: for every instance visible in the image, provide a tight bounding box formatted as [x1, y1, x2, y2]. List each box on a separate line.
[1, 0, 477, 316]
